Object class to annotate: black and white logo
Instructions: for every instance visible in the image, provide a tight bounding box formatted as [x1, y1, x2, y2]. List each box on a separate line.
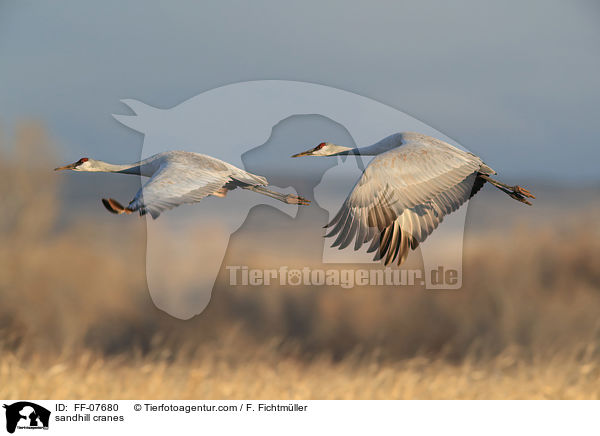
[3, 402, 50, 434]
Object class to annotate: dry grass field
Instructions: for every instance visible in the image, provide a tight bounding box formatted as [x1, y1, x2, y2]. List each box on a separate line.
[1, 123, 600, 399]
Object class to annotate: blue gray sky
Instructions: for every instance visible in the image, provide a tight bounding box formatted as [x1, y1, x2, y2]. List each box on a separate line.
[1, 0, 599, 181]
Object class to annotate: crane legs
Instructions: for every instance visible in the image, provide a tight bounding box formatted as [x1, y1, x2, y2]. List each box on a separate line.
[102, 198, 134, 214]
[478, 174, 535, 205]
[242, 185, 310, 205]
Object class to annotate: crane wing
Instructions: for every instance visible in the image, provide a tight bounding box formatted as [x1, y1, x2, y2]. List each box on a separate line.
[128, 162, 240, 219]
[325, 142, 488, 265]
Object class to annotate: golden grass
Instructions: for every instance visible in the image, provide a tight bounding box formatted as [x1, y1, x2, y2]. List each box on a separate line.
[2, 345, 600, 399]
[1, 123, 600, 399]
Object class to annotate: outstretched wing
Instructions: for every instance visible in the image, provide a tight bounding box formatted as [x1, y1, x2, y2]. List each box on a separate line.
[128, 162, 235, 219]
[326, 141, 488, 265]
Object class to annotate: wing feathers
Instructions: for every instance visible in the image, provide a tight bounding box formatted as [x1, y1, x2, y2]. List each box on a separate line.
[325, 138, 487, 266]
[128, 157, 265, 219]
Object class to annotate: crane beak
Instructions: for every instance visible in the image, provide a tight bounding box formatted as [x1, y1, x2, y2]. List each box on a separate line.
[54, 162, 77, 171]
[291, 150, 312, 158]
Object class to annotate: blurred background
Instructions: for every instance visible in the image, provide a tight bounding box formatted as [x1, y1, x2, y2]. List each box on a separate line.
[1, 1, 599, 399]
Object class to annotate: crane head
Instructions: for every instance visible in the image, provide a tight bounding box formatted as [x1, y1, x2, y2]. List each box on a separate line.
[54, 157, 90, 171]
[292, 142, 352, 157]
[292, 142, 346, 157]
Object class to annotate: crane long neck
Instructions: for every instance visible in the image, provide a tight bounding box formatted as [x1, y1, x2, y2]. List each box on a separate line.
[333, 147, 379, 156]
[94, 161, 142, 174]
[332, 134, 405, 156]
[332, 147, 356, 156]
[90, 158, 157, 176]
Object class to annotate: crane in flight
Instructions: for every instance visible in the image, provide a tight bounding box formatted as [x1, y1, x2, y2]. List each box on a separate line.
[292, 132, 534, 266]
[55, 151, 310, 219]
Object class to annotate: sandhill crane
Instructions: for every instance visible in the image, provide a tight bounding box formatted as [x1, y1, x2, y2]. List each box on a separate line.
[292, 132, 534, 266]
[55, 151, 310, 218]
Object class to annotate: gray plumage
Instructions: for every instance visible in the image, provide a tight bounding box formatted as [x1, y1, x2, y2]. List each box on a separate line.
[127, 151, 269, 218]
